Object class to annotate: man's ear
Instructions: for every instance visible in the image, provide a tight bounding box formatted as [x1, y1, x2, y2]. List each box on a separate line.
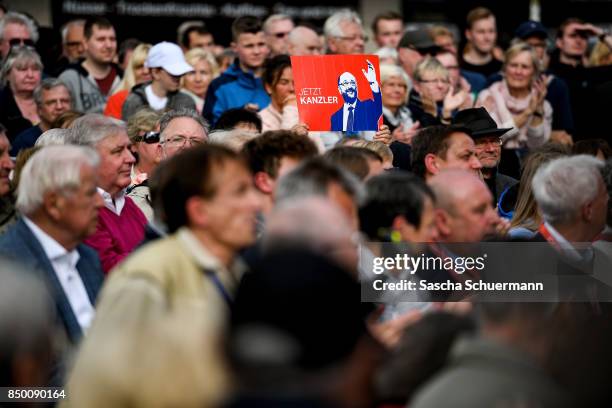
[424, 153, 440, 176]
[434, 208, 451, 238]
[327, 38, 337, 53]
[392, 215, 417, 242]
[582, 200, 594, 223]
[43, 191, 63, 221]
[253, 171, 274, 195]
[230, 41, 237, 52]
[185, 196, 208, 228]
[555, 37, 563, 50]
[465, 29, 472, 43]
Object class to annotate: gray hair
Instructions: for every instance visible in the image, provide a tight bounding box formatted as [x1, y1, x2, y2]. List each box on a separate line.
[532, 155, 605, 224]
[60, 19, 85, 43]
[413, 56, 449, 83]
[375, 47, 399, 62]
[16, 145, 100, 215]
[263, 14, 293, 34]
[159, 108, 209, 142]
[323, 9, 362, 39]
[66, 114, 127, 148]
[33, 78, 71, 107]
[35, 128, 71, 147]
[380, 63, 411, 89]
[0, 47, 43, 87]
[262, 196, 355, 265]
[0, 12, 39, 43]
[275, 157, 365, 206]
[208, 129, 257, 152]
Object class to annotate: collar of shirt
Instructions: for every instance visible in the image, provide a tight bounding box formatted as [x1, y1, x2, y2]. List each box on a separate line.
[177, 227, 246, 292]
[544, 222, 592, 262]
[344, 101, 357, 110]
[23, 217, 80, 268]
[97, 187, 126, 215]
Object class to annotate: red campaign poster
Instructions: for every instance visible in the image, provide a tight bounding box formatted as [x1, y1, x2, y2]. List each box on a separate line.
[290, 55, 383, 132]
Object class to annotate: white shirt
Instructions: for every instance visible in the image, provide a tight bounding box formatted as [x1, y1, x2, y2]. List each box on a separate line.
[145, 85, 168, 111]
[23, 217, 95, 332]
[342, 101, 357, 131]
[97, 187, 125, 215]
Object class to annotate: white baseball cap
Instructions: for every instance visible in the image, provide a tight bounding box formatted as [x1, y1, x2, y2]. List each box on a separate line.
[145, 42, 194, 76]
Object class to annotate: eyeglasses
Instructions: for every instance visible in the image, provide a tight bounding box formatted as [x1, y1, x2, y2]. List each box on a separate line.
[273, 32, 290, 38]
[339, 80, 357, 88]
[133, 131, 160, 144]
[337, 35, 369, 42]
[162, 135, 205, 147]
[418, 78, 450, 85]
[8, 38, 35, 48]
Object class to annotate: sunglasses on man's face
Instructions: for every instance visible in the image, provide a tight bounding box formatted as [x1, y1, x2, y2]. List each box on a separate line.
[8, 38, 35, 48]
[134, 131, 160, 144]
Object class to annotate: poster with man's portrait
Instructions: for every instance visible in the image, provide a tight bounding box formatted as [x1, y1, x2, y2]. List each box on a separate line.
[291, 55, 383, 132]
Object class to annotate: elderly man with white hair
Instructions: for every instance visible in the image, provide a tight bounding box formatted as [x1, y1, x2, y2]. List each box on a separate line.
[263, 14, 294, 56]
[158, 108, 208, 159]
[531, 155, 612, 304]
[66, 114, 147, 273]
[323, 9, 366, 55]
[0, 145, 105, 345]
[0, 11, 38, 59]
[532, 155, 608, 246]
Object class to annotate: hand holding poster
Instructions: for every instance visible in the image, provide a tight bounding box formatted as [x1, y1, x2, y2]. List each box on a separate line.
[290, 55, 383, 132]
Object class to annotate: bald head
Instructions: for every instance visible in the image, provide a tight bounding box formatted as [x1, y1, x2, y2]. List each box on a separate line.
[428, 169, 497, 242]
[264, 197, 357, 271]
[288, 26, 323, 55]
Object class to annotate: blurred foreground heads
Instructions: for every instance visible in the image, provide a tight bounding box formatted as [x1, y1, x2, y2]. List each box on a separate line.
[0, 260, 56, 388]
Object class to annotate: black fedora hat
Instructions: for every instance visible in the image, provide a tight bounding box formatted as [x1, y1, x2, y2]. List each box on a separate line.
[452, 107, 513, 139]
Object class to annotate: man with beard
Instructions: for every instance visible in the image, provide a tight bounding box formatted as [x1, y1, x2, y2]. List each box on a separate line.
[331, 60, 382, 132]
[452, 108, 517, 212]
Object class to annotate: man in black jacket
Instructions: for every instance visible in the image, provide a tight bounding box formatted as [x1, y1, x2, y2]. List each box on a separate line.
[452, 108, 518, 215]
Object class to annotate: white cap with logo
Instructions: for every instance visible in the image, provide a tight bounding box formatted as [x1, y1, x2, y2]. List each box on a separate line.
[145, 42, 194, 76]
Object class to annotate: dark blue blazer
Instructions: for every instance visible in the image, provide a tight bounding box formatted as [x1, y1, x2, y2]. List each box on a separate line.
[0, 218, 104, 344]
[330, 90, 382, 132]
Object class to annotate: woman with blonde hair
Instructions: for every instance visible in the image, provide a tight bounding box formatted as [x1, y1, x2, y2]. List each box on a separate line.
[181, 47, 219, 113]
[477, 42, 552, 151]
[589, 41, 612, 66]
[104, 43, 152, 119]
[508, 144, 568, 239]
[409, 57, 470, 127]
[0, 47, 43, 140]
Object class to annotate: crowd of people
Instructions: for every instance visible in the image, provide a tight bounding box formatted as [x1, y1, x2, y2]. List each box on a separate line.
[0, 3, 612, 407]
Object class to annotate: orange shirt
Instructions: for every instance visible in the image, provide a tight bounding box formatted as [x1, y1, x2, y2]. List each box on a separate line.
[104, 90, 129, 119]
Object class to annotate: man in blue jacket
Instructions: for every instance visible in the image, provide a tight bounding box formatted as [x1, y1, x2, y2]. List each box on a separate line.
[0, 145, 104, 346]
[204, 16, 270, 125]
